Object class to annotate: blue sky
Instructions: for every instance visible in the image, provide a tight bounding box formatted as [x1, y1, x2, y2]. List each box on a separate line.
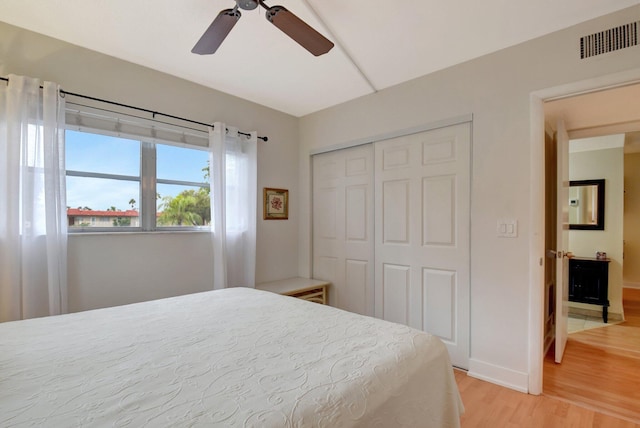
[65, 130, 209, 211]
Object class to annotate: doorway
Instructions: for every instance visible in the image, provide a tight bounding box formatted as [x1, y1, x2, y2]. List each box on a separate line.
[528, 73, 640, 395]
[538, 82, 640, 418]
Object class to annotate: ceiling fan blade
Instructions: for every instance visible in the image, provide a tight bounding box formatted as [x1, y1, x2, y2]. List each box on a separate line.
[192, 8, 241, 55]
[265, 6, 334, 56]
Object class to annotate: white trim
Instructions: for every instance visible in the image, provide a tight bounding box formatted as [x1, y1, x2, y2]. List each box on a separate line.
[533, 71, 640, 101]
[529, 67, 640, 396]
[624, 282, 640, 289]
[468, 359, 529, 393]
[528, 93, 545, 395]
[309, 114, 473, 155]
[300, 153, 314, 279]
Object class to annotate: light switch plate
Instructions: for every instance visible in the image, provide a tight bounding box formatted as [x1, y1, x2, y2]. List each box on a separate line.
[497, 219, 518, 238]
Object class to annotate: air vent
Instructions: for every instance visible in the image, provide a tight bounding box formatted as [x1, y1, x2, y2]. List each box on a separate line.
[580, 21, 638, 59]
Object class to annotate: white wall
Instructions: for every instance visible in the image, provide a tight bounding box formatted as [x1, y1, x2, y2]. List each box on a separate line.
[0, 21, 301, 311]
[298, 6, 640, 391]
[568, 145, 624, 316]
[67, 232, 213, 311]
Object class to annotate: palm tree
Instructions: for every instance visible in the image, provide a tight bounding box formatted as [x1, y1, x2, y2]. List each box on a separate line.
[158, 193, 203, 226]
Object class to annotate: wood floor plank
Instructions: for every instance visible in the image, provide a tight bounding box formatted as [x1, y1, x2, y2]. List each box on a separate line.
[454, 290, 640, 427]
[543, 288, 640, 424]
[455, 369, 640, 427]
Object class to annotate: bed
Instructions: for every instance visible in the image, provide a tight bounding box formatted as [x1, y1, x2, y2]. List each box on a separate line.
[0, 287, 463, 427]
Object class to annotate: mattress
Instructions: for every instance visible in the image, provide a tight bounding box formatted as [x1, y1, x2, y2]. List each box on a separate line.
[0, 287, 463, 427]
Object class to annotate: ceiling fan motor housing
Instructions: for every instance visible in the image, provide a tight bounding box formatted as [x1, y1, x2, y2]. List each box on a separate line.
[236, 0, 259, 10]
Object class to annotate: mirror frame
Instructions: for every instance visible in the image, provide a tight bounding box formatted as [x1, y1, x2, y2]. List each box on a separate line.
[569, 179, 605, 230]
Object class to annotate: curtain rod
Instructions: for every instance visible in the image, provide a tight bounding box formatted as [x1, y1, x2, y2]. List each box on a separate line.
[0, 76, 268, 142]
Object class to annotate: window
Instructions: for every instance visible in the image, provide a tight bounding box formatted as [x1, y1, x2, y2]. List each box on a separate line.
[65, 129, 210, 231]
[156, 143, 210, 228]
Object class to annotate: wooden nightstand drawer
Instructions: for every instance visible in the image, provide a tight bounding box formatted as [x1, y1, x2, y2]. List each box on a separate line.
[257, 277, 329, 305]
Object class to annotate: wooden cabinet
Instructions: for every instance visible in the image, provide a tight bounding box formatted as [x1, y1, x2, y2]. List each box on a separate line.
[568, 257, 610, 322]
[257, 277, 329, 305]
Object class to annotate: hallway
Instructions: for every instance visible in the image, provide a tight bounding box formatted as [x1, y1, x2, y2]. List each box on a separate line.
[543, 288, 640, 423]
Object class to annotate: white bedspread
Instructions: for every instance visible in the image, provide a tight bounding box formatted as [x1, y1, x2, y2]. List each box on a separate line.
[1, 288, 463, 427]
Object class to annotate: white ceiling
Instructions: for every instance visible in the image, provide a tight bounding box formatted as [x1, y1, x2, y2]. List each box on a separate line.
[1, 0, 637, 117]
[545, 82, 640, 153]
[545, 83, 640, 134]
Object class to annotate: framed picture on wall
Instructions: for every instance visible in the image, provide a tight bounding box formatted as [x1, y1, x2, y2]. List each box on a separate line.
[263, 188, 288, 220]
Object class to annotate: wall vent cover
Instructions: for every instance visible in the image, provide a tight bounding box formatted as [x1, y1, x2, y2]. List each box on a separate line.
[580, 21, 638, 59]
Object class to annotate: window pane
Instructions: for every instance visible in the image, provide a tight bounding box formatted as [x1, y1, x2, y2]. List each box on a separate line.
[157, 183, 210, 227]
[66, 130, 140, 176]
[157, 144, 209, 183]
[66, 176, 139, 228]
[65, 130, 211, 231]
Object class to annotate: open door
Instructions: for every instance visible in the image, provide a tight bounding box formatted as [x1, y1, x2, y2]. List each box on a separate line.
[555, 119, 570, 363]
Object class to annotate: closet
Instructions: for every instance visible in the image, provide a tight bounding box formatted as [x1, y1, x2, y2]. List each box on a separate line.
[312, 121, 472, 369]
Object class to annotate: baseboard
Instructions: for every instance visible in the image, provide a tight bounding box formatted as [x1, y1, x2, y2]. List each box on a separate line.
[467, 358, 528, 393]
[624, 282, 640, 289]
[568, 306, 623, 322]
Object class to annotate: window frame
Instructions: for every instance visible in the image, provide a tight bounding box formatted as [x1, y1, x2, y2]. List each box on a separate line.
[65, 127, 211, 233]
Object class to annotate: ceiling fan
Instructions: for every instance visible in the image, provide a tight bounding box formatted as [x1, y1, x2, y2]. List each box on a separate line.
[192, 0, 334, 56]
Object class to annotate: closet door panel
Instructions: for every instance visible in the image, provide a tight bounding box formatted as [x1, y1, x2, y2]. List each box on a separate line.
[344, 259, 369, 315]
[345, 185, 367, 241]
[423, 268, 456, 341]
[312, 145, 374, 315]
[375, 122, 471, 369]
[422, 175, 456, 246]
[382, 179, 411, 244]
[382, 263, 411, 325]
[315, 188, 337, 240]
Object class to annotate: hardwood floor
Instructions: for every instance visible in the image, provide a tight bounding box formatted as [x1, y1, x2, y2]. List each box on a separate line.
[453, 289, 640, 427]
[543, 288, 640, 423]
[455, 370, 639, 427]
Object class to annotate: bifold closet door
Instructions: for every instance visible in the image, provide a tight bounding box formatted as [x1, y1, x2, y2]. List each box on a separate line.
[312, 145, 374, 316]
[374, 123, 471, 369]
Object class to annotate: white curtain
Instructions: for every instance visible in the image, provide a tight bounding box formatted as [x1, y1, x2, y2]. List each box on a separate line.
[0, 75, 68, 322]
[209, 122, 257, 289]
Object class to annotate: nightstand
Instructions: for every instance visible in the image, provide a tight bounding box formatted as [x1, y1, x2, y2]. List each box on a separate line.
[257, 277, 329, 304]
[569, 257, 610, 322]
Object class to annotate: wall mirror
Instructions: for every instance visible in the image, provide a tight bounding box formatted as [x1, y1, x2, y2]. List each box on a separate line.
[568, 179, 605, 230]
